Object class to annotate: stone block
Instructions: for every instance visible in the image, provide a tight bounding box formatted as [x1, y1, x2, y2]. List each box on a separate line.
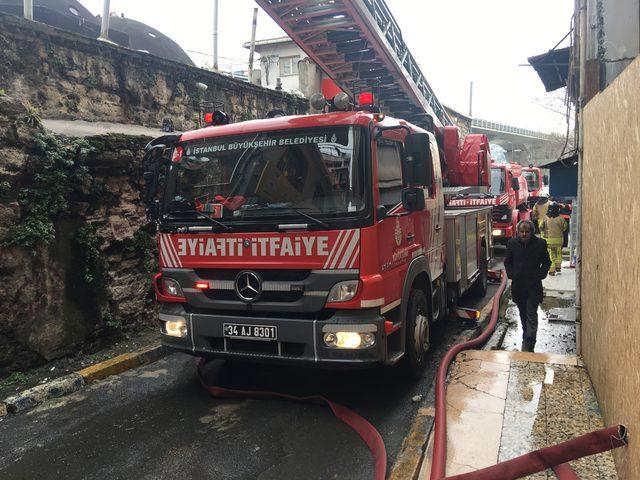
[3, 373, 85, 413]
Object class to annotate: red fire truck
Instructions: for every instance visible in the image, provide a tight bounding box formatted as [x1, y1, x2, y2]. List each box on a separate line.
[142, 93, 492, 375]
[522, 166, 548, 208]
[448, 161, 530, 244]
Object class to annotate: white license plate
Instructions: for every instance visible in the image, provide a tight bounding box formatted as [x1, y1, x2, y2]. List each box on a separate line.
[223, 323, 277, 341]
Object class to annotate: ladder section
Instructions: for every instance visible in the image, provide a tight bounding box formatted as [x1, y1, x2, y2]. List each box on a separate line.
[256, 0, 453, 128]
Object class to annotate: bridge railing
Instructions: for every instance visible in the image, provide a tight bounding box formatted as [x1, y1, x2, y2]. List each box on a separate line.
[472, 118, 555, 140]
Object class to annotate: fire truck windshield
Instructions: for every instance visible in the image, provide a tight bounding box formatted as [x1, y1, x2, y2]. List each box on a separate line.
[522, 170, 539, 191]
[490, 167, 505, 196]
[164, 126, 367, 225]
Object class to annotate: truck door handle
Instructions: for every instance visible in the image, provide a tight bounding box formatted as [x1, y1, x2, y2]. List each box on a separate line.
[435, 225, 441, 231]
[407, 233, 415, 242]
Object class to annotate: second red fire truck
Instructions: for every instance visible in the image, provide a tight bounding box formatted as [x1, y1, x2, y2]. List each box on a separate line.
[143, 92, 493, 376]
[448, 159, 530, 244]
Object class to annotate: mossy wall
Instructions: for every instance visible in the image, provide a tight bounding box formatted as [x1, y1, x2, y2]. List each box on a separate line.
[0, 11, 309, 374]
[0, 95, 157, 373]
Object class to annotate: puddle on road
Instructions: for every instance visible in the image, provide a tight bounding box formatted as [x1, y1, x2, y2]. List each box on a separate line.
[198, 400, 251, 433]
[502, 297, 576, 355]
[139, 368, 169, 379]
[26, 393, 89, 416]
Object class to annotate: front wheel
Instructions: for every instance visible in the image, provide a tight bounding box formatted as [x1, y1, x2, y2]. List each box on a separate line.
[402, 289, 431, 378]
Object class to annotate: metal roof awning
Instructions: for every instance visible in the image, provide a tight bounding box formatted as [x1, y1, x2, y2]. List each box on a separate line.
[540, 151, 578, 169]
[527, 46, 570, 92]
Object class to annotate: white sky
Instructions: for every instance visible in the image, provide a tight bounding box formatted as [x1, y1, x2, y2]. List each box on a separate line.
[80, 0, 574, 133]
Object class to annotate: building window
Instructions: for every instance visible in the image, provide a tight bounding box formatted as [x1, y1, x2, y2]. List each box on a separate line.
[279, 56, 300, 76]
[69, 7, 79, 16]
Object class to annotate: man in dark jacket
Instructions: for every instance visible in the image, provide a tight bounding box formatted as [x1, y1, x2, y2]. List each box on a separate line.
[504, 220, 552, 352]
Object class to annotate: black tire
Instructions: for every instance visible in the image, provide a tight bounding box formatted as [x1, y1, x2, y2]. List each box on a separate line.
[402, 289, 431, 378]
[468, 245, 488, 298]
[432, 273, 448, 323]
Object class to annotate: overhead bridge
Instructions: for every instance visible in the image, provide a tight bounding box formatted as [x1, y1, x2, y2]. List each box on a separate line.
[256, 0, 453, 129]
[471, 118, 556, 142]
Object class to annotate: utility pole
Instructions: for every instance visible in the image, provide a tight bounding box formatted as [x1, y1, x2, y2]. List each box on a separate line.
[98, 0, 111, 41]
[248, 8, 258, 84]
[213, 0, 219, 71]
[468, 81, 473, 117]
[23, 0, 33, 20]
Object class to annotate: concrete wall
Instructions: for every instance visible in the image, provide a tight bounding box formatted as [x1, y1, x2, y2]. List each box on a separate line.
[0, 13, 307, 130]
[582, 56, 640, 480]
[584, 0, 639, 93]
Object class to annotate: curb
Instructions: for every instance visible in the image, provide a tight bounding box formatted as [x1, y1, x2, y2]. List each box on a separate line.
[388, 407, 435, 480]
[77, 344, 168, 383]
[0, 344, 169, 416]
[3, 373, 85, 414]
[483, 283, 512, 351]
[388, 281, 511, 480]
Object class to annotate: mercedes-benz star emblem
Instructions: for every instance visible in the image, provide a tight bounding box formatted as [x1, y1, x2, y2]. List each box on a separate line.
[235, 271, 262, 303]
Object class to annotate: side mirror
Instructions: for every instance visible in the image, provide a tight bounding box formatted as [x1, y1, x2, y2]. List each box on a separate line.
[376, 205, 388, 221]
[149, 199, 160, 221]
[143, 171, 155, 184]
[402, 187, 426, 212]
[403, 133, 433, 187]
[143, 146, 165, 220]
[543, 174, 549, 186]
[511, 177, 520, 191]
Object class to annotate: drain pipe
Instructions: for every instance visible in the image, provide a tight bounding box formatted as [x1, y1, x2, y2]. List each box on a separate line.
[574, 0, 587, 356]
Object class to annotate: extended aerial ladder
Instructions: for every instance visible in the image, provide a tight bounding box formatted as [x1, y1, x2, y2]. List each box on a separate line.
[256, 0, 453, 129]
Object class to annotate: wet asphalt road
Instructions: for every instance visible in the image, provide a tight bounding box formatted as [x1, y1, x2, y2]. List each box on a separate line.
[0, 263, 503, 480]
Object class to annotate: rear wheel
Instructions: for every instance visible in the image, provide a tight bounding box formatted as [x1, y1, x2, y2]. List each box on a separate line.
[468, 245, 488, 297]
[402, 289, 431, 378]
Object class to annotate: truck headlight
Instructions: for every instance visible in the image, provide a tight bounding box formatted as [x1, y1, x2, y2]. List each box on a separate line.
[161, 316, 188, 337]
[323, 331, 376, 349]
[492, 229, 502, 236]
[162, 277, 184, 298]
[327, 280, 360, 303]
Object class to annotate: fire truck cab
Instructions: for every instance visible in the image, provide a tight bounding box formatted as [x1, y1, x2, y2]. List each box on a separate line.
[488, 162, 530, 243]
[522, 166, 548, 208]
[143, 100, 491, 376]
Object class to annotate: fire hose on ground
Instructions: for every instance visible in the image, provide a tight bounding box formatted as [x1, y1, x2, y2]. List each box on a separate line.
[198, 359, 388, 480]
[430, 271, 628, 480]
[198, 270, 627, 480]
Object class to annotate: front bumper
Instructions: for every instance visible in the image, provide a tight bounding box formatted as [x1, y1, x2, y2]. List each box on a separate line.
[160, 308, 388, 367]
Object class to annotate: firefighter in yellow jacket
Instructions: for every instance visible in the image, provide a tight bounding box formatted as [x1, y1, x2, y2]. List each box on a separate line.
[542, 202, 567, 275]
[532, 195, 550, 236]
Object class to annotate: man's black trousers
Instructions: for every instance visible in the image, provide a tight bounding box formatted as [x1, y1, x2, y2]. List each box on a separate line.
[515, 296, 540, 352]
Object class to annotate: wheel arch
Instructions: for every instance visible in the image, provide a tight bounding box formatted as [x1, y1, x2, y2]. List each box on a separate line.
[400, 256, 434, 348]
